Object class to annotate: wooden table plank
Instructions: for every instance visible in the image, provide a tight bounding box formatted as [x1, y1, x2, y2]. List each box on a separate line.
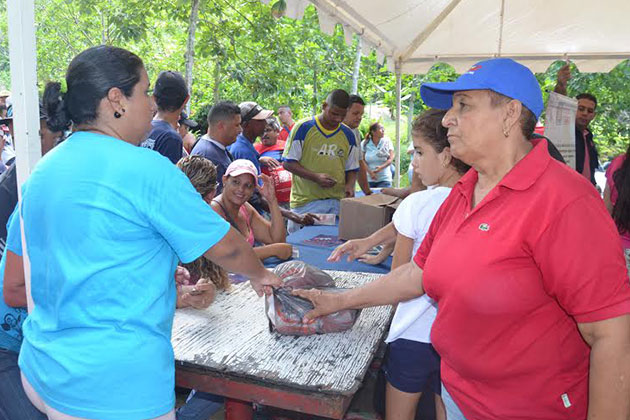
[172, 270, 392, 397]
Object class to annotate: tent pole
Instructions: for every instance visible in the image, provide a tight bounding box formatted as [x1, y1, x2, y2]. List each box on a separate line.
[394, 62, 401, 188]
[7, 0, 40, 312]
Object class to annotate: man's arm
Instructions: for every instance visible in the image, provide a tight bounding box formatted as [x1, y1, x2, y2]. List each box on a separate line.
[357, 160, 372, 195]
[578, 315, 630, 420]
[345, 170, 357, 197]
[553, 63, 571, 96]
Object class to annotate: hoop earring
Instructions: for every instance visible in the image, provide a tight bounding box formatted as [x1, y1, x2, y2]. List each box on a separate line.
[114, 111, 121, 118]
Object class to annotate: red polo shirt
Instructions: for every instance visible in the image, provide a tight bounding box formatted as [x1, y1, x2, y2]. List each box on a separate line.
[414, 139, 630, 420]
[278, 123, 294, 142]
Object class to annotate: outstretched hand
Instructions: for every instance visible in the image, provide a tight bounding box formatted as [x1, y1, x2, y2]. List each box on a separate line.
[328, 239, 371, 262]
[291, 288, 343, 322]
[257, 173, 277, 204]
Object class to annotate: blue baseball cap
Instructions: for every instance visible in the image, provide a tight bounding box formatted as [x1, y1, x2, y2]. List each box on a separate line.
[420, 58, 544, 119]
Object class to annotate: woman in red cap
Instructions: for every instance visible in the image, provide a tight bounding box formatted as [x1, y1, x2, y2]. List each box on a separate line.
[295, 58, 630, 420]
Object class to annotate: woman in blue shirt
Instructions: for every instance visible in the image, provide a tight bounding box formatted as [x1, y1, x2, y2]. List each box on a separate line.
[6, 45, 280, 420]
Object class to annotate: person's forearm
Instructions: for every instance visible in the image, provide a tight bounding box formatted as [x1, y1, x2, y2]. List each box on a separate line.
[554, 81, 568, 96]
[204, 228, 268, 278]
[284, 161, 319, 183]
[268, 199, 286, 243]
[340, 261, 423, 310]
[358, 160, 371, 194]
[4, 250, 27, 307]
[345, 170, 357, 191]
[366, 222, 397, 248]
[254, 244, 285, 260]
[587, 336, 630, 419]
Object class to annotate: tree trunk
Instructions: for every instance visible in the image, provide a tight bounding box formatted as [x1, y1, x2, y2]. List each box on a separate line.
[351, 37, 361, 94]
[212, 61, 221, 103]
[185, 0, 201, 113]
[312, 67, 318, 115]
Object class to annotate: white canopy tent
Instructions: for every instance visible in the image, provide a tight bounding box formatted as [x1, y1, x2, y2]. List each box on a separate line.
[6, 0, 630, 301]
[263, 0, 630, 184]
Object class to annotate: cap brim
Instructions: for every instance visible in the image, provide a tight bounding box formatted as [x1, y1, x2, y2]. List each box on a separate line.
[181, 119, 198, 128]
[251, 110, 274, 120]
[420, 80, 490, 110]
[227, 168, 258, 179]
[0, 117, 12, 125]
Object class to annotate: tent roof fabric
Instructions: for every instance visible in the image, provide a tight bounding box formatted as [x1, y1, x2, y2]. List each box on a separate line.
[270, 0, 630, 73]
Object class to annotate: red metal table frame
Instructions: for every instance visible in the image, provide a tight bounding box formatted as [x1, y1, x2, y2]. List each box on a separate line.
[176, 364, 354, 419]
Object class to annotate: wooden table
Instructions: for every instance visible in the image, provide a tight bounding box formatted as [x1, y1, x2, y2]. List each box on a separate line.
[172, 270, 393, 419]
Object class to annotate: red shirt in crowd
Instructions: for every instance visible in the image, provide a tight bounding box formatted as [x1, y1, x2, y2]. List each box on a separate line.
[254, 141, 291, 203]
[414, 139, 630, 419]
[277, 123, 294, 142]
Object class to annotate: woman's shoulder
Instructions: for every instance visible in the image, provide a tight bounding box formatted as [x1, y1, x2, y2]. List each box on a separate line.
[398, 187, 451, 213]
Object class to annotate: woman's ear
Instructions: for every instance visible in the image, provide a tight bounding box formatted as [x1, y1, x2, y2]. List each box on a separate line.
[106, 87, 126, 116]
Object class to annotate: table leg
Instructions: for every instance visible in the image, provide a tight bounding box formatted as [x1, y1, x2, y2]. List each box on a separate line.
[225, 398, 253, 420]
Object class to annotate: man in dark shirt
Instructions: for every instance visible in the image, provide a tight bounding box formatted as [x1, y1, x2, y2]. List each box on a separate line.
[191, 101, 242, 193]
[141, 71, 189, 164]
[229, 101, 276, 174]
[554, 64, 599, 185]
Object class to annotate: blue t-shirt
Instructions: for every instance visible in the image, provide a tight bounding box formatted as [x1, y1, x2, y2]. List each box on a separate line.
[0, 209, 25, 354]
[228, 134, 261, 174]
[140, 120, 183, 164]
[18, 131, 230, 420]
[191, 135, 233, 194]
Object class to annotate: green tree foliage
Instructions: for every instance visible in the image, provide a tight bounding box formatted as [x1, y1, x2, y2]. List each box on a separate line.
[0, 0, 628, 165]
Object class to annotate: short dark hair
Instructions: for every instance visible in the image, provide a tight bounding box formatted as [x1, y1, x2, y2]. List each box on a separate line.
[207, 101, 241, 126]
[153, 71, 188, 112]
[349, 94, 365, 106]
[487, 91, 537, 139]
[576, 93, 597, 108]
[278, 105, 291, 111]
[43, 45, 144, 128]
[265, 118, 281, 132]
[326, 89, 350, 109]
[411, 109, 470, 175]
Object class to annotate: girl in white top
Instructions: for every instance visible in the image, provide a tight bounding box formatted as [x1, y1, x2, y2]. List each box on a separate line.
[329, 109, 470, 420]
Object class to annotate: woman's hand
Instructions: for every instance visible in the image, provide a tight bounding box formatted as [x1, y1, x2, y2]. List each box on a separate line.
[249, 270, 283, 297]
[368, 170, 377, 180]
[177, 281, 217, 309]
[175, 266, 192, 287]
[291, 288, 344, 322]
[257, 173, 277, 204]
[328, 238, 371, 262]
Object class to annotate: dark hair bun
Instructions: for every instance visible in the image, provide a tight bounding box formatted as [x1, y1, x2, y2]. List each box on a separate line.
[42, 82, 71, 133]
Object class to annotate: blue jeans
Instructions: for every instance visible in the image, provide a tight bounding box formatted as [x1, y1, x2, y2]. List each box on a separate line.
[176, 390, 224, 420]
[288, 198, 340, 234]
[0, 348, 47, 420]
[369, 180, 392, 188]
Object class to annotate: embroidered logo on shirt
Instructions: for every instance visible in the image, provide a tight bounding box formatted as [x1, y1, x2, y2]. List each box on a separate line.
[478, 223, 490, 232]
[561, 393, 572, 408]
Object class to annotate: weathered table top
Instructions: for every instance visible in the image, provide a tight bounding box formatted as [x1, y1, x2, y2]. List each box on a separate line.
[172, 270, 393, 397]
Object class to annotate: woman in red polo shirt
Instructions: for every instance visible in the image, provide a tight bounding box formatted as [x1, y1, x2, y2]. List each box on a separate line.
[295, 58, 630, 420]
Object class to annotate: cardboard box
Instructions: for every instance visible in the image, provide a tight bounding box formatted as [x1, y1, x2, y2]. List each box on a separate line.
[338, 194, 401, 240]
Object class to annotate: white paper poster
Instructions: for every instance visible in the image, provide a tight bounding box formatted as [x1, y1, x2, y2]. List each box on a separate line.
[544, 92, 577, 169]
